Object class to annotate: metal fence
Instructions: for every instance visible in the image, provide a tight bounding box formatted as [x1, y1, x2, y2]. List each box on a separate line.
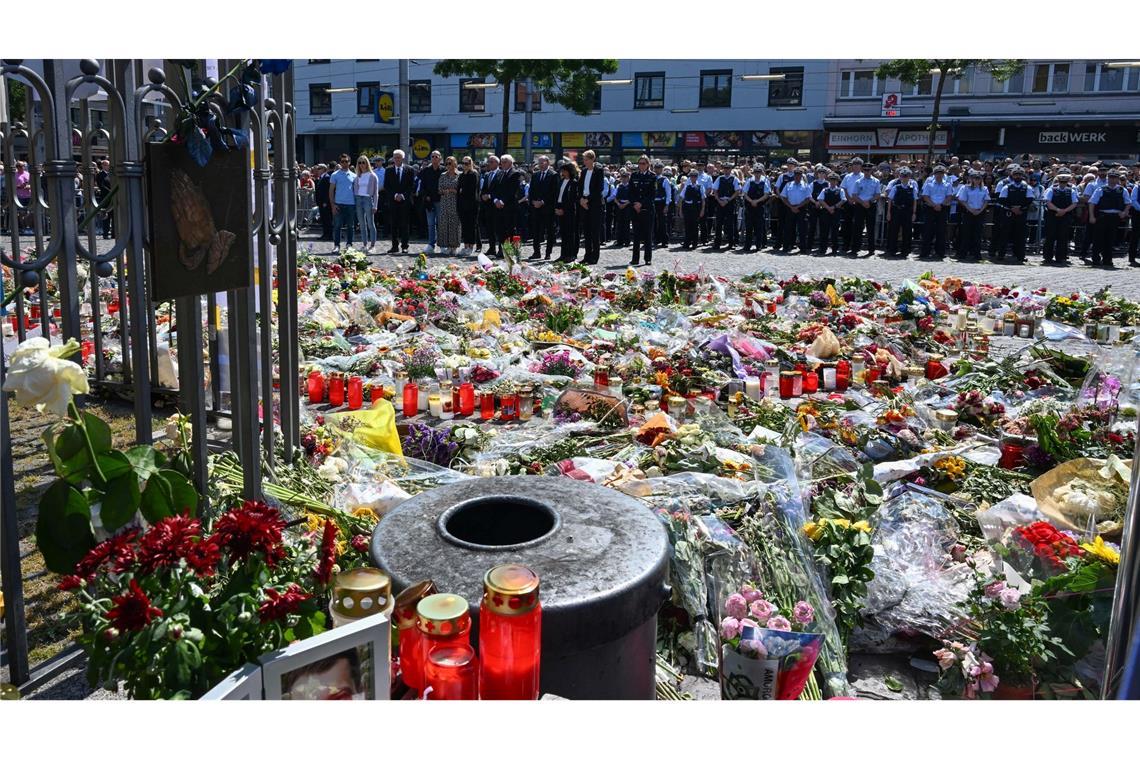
[0, 58, 299, 692]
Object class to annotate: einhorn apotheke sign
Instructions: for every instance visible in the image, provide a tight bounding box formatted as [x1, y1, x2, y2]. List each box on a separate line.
[827, 130, 948, 149]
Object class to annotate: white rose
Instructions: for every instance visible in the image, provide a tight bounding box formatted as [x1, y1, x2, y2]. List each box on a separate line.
[2, 337, 90, 417]
[317, 460, 341, 481]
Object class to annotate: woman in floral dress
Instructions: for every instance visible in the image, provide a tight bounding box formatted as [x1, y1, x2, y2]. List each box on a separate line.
[437, 156, 461, 254]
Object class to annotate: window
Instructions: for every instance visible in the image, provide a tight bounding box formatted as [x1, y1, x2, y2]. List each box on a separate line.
[634, 72, 665, 109]
[355, 59, 379, 62]
[768, 66, 804, 106]
[309, 83, 331, 115]
[839, 70, 884, 98]
[947, 70, 972, 95]
[357, 82, 378, 115]
[1085, 63, 1126, 92]
[459, 78, 486, 112]
[408, 80, 431, 113]
[699, 69, 732, 108]
[989, 69, 1024, 93]
[307, 59, 330, 64]
[514, 81, 542, 111]
[1031, 63, 1069, 93]
[911, 73, 933, 96]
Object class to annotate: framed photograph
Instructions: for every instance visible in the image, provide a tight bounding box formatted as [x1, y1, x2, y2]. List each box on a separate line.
[259, 614, 391, 701]
[200, 662, 264, 701]
[145, 141, 252, 301]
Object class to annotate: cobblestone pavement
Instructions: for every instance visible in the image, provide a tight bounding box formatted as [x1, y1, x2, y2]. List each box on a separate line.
[299, 233, 1140, 299]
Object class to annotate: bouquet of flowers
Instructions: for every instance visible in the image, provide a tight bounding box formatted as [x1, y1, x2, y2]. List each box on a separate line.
[1009, 520, 1085, 576]
[529, 349, 584, 379]
[717, 582, 823, 700]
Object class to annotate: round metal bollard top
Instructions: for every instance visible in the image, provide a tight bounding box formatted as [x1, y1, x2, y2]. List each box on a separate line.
[370, 475, 669, 660]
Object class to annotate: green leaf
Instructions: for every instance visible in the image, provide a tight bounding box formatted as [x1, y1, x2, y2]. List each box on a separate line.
[125, 445, 163, 482]
[139, 471, 176, 523]
[82, 413, 113, 454]
[832, 575, 850, 585]
[36, 479, 96, 574]
[55, 423, 88, 460]
[100, 473, 142, 532]
[884, 675, 905, 693]
[161, 469, 199, 517]
[94, 451, 133, 484]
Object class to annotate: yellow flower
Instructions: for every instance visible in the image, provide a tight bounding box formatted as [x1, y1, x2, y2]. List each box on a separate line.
[852, 520, 872, 533]
[826, 518, 852, 530]
[1081, 536, 1120, 566]
[803, 522, 823, 541]
[351, 506, 379, 524]
[305, 512, 324, 534]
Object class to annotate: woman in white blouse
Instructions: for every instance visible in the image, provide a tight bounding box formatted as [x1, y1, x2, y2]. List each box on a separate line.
[353, 155, 379, 250]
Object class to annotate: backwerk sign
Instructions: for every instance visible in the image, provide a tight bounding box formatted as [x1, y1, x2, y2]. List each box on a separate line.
[999, 126, 1140, 154]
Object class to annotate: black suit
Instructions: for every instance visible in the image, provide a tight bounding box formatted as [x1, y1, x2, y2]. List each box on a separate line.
[491, 167, 523, 247]
[528, 168, 558, 258]
[554, 178, 580, 262]
[315, 174, 333, 240]
[479, 170, 499, 253]
[579, 165, 606, 264]
[384, 163, 416, 250]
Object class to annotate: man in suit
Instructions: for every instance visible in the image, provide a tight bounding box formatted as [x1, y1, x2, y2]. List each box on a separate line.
[491, 154, 523, 253]
[479, 155, 500, 255]
[527, 155, 557, 260]
[384, 149, 415, 253]
[314, 163, 333, 241]
[578, 149, 606, 264]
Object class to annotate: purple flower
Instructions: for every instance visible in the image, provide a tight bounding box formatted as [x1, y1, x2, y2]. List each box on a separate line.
[724, 593, 748, 620]
[998, 587, 1022, 610]
[983, 580, 1006, 599]
[738, 637, 769, 659]
[809, 290, 830, 309]
[749, 598, 776, 624]
[793, 601, 815, 625]
[719, 615, 742, 640]
[740, 584, 763, 604]
[766, 615, 792, 632]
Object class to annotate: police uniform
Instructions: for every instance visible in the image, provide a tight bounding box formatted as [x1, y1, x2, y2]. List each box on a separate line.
[996, 176, 1032, 262]
[839, 164, 865, 253]
[742, 172, 770, 251]
[849, 171, 881, 254]
[805, 172, 830, 252]
[1089, 177, 1129, 267]
[1129, 181, 1140, 265]
[680, 176, 705, 250]
[816, 179, 845, 255]
[773, 166, 798, 248]
[1077, 176, 1107, 260]
[920, 170, 954, 258]
[653, 168, 673, 247]
[629, 168, 657, 265]
[779, 175, 813, 252]
[1042, 179, 1077, 265]
[885, 176, 919, 256]
[956, 179, 990, 260]
[712, 173, 741, 249]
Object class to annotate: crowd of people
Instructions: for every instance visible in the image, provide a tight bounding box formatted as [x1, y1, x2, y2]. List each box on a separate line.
[298, 150, 1140, 270]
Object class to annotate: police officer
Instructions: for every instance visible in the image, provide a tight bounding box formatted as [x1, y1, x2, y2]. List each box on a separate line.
[1088, 169, 1130, 268]
[920, 165, 954, 259]
[850, 165, 881, 255]
[629, 154, 657, 266]
[773, 161, 798, 249]
[652, 160, 673, 248]
[1130, 173, 1140, 267]
[839, 158, 865, 254]
[885, 167, 919, 257]
[679, 168, 705, 250]
[1042, 172, 1078, 266]
[742, 165, 771, 252]
[612, 170, 632, 248]
[806, 165, 830, 253]
[956, 170, 990, 261]
[995, 166, 1032, 263]
[778, 166, 812, 253]
[1077, 166, 1107, 261]
[815, 173, 846, 256]
[712, 165, 741, 250]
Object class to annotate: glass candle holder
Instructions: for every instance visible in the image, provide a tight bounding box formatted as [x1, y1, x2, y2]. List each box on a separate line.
[799, 364, 819, 394]
[417, 594, 472, 677]
[393, 580, 438, 693]
[779, 371, 798, 400]
[499, 393, 519, 421]
[925, 354, 948, 380]
[999, 435, 1028, 470]
[370, 384, 384, 406]
[307, 371, 325, 405]
[440, 381, 455, 420]
[518, 387, 535, 421]
[328, 374, 345, 407]
[480, 391, 496, 420]
[479, 564, 542, 700]
[459, 382, 475, 417]
[403, 382, 419, 418]
[424, 645, 479, 700]
[347, 376, 363, 410]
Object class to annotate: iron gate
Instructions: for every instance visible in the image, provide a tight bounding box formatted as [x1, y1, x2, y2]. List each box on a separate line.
[0, 58, 300, 692]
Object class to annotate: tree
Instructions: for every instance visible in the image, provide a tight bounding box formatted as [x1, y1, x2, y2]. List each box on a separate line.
[433, 59, 618, 158]
[875, 59, 1024, 166]
[4, 80, 28, 124]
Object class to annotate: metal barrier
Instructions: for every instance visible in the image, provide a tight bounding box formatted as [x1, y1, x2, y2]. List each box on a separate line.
[0, 58, 300, 692]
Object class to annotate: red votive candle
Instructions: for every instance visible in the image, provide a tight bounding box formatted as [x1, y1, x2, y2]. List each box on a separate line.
[479, 564, 542, 700]
[307, 371, 325, 404]
[459, 382, 475, 416]
[480, 392, 496, 420]
[347, 376, 363, 410]
[328, 373, 345, 406]
[424, 645, 479, 700]
[403, 382, 419, 418]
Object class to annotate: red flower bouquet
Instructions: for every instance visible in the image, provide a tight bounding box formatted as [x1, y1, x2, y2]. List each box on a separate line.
[1010, 520, 1084, 575]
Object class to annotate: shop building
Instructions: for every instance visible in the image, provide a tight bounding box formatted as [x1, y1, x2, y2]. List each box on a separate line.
[821, 59, 1140, 163]
[293, 59, 829, 165]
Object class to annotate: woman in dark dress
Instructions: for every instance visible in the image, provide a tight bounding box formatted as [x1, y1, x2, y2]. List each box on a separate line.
[457, 155, 480, 254]
[555, 161, 580, 263]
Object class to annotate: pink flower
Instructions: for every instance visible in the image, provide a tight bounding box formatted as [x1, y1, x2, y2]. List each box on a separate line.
[998, 586, 1022, 610]
[740, 584, 764, 604]
[738, 638, 769, 659]
[793, 601, 815, 625]
[739, 617, 758, 633]
[719, 615, 742, 640]
[724, 593, 748, 620]
[983, 580, 1006, 599]
[749, 598, 776, 624]
[932, 647, 958, 671]
[767, 615, 792, 632]
[969, 658, 999, 694]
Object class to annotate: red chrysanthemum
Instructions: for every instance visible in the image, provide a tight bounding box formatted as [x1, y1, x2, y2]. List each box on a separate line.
[70, 528, 140, 582]
[136, 515, 219, 576]
[107, 579, 163, 632]
[350, 534, 369, 553]
[210, 500, 286, 567]
[258, 583, 312, 623]
[314, 519, 338, 585]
